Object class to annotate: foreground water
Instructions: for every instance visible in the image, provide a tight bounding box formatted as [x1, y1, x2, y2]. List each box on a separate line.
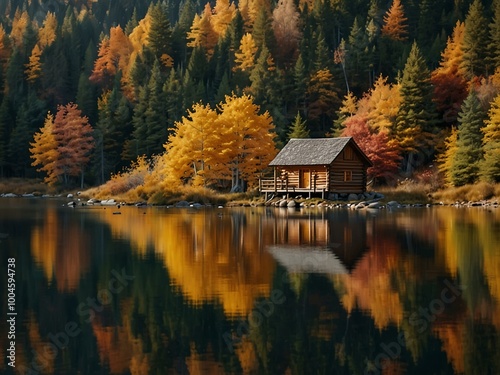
[0, 198, 499, 375]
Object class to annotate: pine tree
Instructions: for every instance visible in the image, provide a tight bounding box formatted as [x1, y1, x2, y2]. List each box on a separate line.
[147, 3, 172, 61]
[461, 0, 489, 78]
[306, 69, 340, 134]
[450, 90, 485, 186]
[7, 93, 46, 177]
[288, 112, 309, 139]
[395, 42, 437, 173]
[480, 93, 500, 182]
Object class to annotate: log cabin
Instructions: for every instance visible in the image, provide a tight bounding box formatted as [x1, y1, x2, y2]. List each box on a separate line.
[260, 137, 372, 199]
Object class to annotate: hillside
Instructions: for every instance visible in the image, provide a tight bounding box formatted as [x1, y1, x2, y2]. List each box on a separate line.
[0, 0, 499, 191]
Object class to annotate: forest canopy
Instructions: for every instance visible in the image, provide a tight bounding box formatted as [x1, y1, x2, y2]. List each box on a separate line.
[1, 0, 500, 189]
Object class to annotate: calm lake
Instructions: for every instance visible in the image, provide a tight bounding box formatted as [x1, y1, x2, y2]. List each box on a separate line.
[1, 198, 499, 375]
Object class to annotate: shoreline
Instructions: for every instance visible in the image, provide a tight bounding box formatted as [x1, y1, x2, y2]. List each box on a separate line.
[1, 178, 499, 209]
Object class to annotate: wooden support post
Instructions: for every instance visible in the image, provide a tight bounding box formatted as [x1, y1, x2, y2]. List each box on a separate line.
[273, 167, 277, 193]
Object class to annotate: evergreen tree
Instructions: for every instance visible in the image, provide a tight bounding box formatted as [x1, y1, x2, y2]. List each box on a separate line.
[461, 0, 490, 78]
[7, 92, 46, 177]
[288, 112, 310, 139]
[143, 60, 168, 156]
[164, 69, 184, 130]
[395, 42, 437, 173]
[451, 90, 486, 186]
[0, 98, 14, 176]
[147, 3, 172, 61]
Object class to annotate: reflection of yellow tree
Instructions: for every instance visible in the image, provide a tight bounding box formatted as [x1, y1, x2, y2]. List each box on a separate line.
[96, 208, 275, 316]
[31, 208, 90, 291]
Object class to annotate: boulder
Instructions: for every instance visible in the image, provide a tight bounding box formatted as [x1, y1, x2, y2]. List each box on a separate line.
[387, 201, 400, 207]
[287, 200, 296, 208]
[367, 201, 381, 209]
[67, 193, 74, 198]
[3, 193, 17, 198]
[279, 199, 288, 207]
[347, 193, 359, 201]
[174, 200, 190, 208]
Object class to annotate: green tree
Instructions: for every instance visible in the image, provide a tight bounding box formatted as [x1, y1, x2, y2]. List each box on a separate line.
[461, 0, 489, 78]
[451, 90, 486, 186]
[288, 112, 309, 139]
[7, 93, 46, 177]
[147, 3, 172, 61]
[395, 42, 437, 173]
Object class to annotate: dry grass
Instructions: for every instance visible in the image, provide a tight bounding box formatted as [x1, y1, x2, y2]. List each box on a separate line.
[432, 182, 500, 203]
[0, 178, 53, 195]
[375, 180, 433, 204]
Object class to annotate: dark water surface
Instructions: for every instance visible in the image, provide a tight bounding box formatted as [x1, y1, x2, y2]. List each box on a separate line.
[1, 198, 499, 375]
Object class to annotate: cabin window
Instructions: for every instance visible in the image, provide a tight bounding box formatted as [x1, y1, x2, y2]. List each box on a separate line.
[343, 147, 353, 160]
[344, 171, 352, 182]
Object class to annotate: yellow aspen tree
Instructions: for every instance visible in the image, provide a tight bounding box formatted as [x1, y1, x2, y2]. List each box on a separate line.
[238, 0, 251, 30]
[366, 75, 401, 134]
[437, 127, 458, 186]
[233, 33, 258, 71]
[248, 0, 271, 26]
[38, 12, 57, 49]
[187, 4, 218, 58]
[25, 44, 42, 83]
[381, 0, 408, 41]
[216, 94, 277, 190]
[128, 13, 151, 54]
[480, 94, 500, 182]
[30, 113, 60, 186]
[161, 103, 220, 187]
[212, 0, 236, 37]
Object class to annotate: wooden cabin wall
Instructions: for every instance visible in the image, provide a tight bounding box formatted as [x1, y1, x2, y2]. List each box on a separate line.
[328, 146, 367, 193]
[279, 166, 329, 189]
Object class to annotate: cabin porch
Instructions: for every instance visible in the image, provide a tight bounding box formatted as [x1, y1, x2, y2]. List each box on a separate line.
[259, 166, 329, 199]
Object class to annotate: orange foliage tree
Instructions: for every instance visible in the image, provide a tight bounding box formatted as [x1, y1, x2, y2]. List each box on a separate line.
[381, 0, 408, 41]
[53, 103, 95, 188]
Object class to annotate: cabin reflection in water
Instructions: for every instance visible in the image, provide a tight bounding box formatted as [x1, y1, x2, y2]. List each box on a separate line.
[264, 209, 368, 274]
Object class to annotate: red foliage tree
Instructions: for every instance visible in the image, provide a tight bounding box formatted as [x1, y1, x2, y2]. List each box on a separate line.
[341, 115, 401, 184]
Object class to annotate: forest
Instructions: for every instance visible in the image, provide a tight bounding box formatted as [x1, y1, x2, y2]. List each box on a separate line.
[1, 0, 500, 192]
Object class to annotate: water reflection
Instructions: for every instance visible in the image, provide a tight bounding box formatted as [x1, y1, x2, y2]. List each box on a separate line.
[0, 200, 499, 374]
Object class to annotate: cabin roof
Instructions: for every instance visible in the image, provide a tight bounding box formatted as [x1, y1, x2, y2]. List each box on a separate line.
[269, 137, 372, 166]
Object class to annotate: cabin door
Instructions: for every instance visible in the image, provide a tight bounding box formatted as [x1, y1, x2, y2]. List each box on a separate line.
[300, 170, 310, 188]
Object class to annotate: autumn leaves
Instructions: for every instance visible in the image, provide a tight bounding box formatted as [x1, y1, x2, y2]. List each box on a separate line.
[30, 104, 94, 188]
[160, 94, 276, 191]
